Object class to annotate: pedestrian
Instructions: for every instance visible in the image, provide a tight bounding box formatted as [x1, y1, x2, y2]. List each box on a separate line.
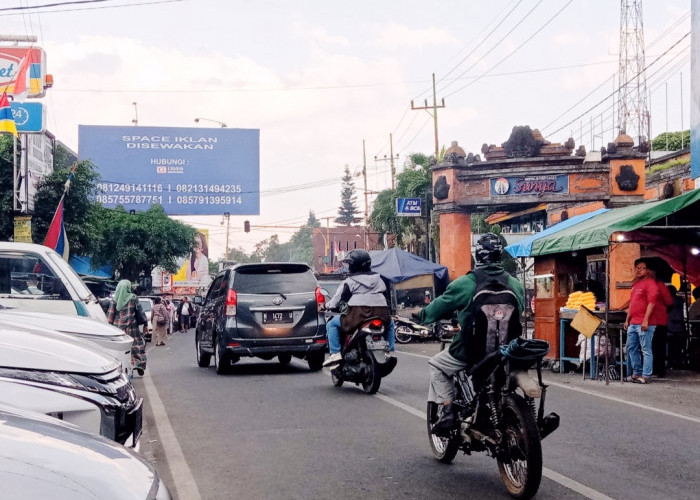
[178, 296, 192, 331]
[151, 297, 169, 346]
[689, 288, 700, 321]
[623, 258, 658, 384]
[107, 280, 149, 376]
[164, 299, 174, 334]
[648, 268, 673, 378]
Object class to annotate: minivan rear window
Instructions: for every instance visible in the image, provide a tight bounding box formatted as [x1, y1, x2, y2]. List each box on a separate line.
[234, 266, 317, 294]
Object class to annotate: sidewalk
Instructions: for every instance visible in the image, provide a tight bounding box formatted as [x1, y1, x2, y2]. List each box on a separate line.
[398, 341, 700, 421]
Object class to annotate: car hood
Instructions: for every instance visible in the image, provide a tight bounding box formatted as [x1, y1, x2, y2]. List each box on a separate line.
[0, 326, 118, 373]
[0, 310, 133, 349]
[0, 405, 164, 499]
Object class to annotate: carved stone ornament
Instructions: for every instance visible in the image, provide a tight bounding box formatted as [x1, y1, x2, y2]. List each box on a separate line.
[502, 125, 544, 158]
[615, 164, 639, 191]
[434, 175, 450, 200]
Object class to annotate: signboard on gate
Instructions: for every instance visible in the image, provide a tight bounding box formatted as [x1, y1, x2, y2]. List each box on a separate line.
[79, 125, 260, 216]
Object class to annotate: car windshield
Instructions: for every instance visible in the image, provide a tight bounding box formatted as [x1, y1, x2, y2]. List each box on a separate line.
[139, 299, 152, 312]
[234, 268, 317, 294]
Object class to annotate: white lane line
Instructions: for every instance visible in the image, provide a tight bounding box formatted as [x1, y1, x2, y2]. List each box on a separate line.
[545, 380, 700, 424]
[397, 351, 700, 423]
[142, 370, 203, 500]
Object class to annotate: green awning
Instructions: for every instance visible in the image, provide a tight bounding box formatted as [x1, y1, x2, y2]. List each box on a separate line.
[530, 189, 700, 256]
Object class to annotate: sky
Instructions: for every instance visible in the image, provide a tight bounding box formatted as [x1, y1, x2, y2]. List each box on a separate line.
[1, 0, 692, 260]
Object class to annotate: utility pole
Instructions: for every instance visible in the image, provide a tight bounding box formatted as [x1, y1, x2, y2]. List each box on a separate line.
[411, 73, 445, 159]
[362, 140, 369, 250]
[222, 212, 231, 258]
[374, 134, 399, 190]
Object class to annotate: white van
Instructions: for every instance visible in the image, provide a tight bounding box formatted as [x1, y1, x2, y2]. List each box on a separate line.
[0, 323, 142, 448]
[0, 307, 133, 376]
[0, 242, 107, 321]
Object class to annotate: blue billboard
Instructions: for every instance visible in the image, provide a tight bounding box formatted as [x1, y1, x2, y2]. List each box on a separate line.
[79, 125, 260, 215]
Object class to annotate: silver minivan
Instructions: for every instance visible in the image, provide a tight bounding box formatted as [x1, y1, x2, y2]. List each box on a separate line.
[0, 242, 107, 321]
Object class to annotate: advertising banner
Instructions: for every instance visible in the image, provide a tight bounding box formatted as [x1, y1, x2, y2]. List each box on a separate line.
[0, 46, 47, 99]
[13, 216, 32, 243]
[79, 125, 260, 215]
[396, 197, 422, 217]
[171, 228, 212, 289]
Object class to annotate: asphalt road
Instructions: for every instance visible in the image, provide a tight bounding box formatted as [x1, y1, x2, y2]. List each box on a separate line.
[134, 331, 700, 500]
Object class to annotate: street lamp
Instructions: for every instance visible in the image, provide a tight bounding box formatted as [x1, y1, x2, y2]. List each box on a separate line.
[194, 117, 227, 128]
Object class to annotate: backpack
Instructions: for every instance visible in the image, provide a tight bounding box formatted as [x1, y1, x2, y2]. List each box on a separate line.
[464, 268, 522, 364]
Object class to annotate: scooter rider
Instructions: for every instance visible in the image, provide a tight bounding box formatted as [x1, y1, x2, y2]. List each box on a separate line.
[416, 233, 525, 434]
[323, 249, 395, 367]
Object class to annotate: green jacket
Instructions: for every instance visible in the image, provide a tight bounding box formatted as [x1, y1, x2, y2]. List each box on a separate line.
[417, 263, 525, 363]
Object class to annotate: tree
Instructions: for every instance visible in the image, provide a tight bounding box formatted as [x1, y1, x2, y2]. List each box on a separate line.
[0, 135, 15, 240]
[335, 165, 361, 226]
[652, 130, 690, 151]
[89, 204, 197, 282]
[32, 160, 102, 256]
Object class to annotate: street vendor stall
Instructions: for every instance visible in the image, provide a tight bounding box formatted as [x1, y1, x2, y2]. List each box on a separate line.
[506, 189, 700, 376]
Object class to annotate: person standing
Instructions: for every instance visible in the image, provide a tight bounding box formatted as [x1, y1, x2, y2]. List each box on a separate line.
[107, 280, 149, 376]
[648, 268, 673, 378]
[623, 259, 658, 384]
[164, 299, 174, 334]
[151, 297, 169, 346]
[178, 296, 192, 331]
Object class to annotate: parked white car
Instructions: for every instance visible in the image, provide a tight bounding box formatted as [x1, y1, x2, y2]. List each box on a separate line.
[0, 323, 142, 448]
[0, 306, 133, 376]
[0, 242, 107, 321]
[0, 404, 171, 499]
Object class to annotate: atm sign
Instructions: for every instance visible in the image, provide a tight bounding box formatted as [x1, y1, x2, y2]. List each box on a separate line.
[396, 198, 422, 217]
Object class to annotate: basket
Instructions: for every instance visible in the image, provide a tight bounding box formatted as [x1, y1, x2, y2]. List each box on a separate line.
[570, 306, 602, 338]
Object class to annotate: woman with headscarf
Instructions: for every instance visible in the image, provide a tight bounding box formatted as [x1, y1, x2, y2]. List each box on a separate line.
[107, 280, 149, 376]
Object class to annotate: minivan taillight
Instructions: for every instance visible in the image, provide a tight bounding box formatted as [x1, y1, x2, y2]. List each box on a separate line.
[225, 289, 237, 316]
[315, 286, 325, 313]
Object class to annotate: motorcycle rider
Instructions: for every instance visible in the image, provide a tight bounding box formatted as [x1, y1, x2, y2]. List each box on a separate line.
[416, 233, 525, 434]
[323, 249, 395, 367]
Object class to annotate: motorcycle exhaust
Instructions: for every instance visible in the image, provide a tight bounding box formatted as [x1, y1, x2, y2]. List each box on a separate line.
[538, 412, 560, 440]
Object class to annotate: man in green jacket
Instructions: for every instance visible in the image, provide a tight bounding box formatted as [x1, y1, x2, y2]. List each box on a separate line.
[417, 233, 525, 434]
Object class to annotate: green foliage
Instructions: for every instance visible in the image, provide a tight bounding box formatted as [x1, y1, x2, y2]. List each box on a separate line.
[32, 161, 102, 256]
[89, 204, 197, 282]
[335, 165, 361, 226]
[648, 156, 690, 174]
[651, 130, 690, 151]
[0, 135, 14, 240]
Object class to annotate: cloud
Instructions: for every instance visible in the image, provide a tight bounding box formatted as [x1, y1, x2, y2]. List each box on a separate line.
[374, 22, 459, 50]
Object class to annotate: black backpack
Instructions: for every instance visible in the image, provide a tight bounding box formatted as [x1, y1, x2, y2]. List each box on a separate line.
[464, 268, 522, 364]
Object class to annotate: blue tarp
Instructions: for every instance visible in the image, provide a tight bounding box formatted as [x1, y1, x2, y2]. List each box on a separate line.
[505, 208, 609, 258]
[368, 248, 450, 293]
[69, 255, 113, 279]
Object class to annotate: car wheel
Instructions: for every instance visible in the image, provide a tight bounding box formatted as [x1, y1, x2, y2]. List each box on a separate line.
[278, 353, 292, 365]
[196, 332, 211, 368]
[214, 338, 231, 375]
[307, 352, 324, 371]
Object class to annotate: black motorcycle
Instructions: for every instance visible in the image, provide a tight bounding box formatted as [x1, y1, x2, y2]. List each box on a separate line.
[330, 317, 398, 394]
[427, 338, 559, 499]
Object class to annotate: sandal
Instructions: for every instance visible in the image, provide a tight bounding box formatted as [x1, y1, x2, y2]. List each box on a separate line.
[636, 376, 650, 384]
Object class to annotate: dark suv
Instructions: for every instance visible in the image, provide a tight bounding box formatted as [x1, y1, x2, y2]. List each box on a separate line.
[195, 262, 328, 374]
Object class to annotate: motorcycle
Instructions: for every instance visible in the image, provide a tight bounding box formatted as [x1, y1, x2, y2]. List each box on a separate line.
[329, 316, 398, 394]
[427, 338, 559, 499]
[393, 315, 460, 345]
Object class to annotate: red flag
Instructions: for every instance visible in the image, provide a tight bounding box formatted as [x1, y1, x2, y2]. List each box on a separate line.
[43, 199, 69, 260]
[12, 49, 32, 102]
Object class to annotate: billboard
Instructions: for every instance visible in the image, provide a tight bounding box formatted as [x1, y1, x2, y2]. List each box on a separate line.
[79, 125, 260, 215]
[692, 0, 700, 180]
[0, 46, 47, 99]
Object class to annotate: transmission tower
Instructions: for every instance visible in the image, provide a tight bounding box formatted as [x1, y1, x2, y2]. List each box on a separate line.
[617, 0, 650, 146]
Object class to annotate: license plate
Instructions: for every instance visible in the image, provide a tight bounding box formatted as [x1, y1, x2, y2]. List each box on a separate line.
[263, 311, 293, 324]
[366, 339, 388, 350]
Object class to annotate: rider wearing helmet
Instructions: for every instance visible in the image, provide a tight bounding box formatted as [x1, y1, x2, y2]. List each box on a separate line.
[323, 249, 395, 367]
[416, 232, 525, 434]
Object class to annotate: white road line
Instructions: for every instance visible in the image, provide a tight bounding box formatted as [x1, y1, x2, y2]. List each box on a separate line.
[142, 369, 203, 500]
[397, 351, 700, 423]
[545, 380, 700, 424]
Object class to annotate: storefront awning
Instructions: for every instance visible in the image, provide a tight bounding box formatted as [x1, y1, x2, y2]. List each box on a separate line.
[529, 189, 700, 257]
[505, 208, 609, 257]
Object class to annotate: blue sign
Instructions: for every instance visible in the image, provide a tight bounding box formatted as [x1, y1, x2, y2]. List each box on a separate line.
[396, 197, 422, 217]
[490, 175, 569, 197]
[10, 101, 44, 133]
[79, 125, 260, 216]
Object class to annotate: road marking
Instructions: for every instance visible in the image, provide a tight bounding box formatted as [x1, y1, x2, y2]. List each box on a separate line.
[142, 369, 203, 500]
[545, 380, 700, 424]
[397, 351, 700, 423]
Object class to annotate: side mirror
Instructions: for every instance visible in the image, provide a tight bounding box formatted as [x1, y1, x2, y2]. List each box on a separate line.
[320, 288, 330, 297]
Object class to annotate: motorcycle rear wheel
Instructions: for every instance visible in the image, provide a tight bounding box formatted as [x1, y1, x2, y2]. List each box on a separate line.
[496, 394, 543, 499]
[426, 402, 459, 463]
[395, 325, 414, 344]
[361, 354, 382, 394]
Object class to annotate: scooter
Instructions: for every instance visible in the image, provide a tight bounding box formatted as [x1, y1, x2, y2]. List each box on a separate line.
[392, 315, 460, 344]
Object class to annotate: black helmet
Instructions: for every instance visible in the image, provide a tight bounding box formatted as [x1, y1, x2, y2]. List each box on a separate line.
[343, 249, 372, 273]
[474, 232, 503, 265]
